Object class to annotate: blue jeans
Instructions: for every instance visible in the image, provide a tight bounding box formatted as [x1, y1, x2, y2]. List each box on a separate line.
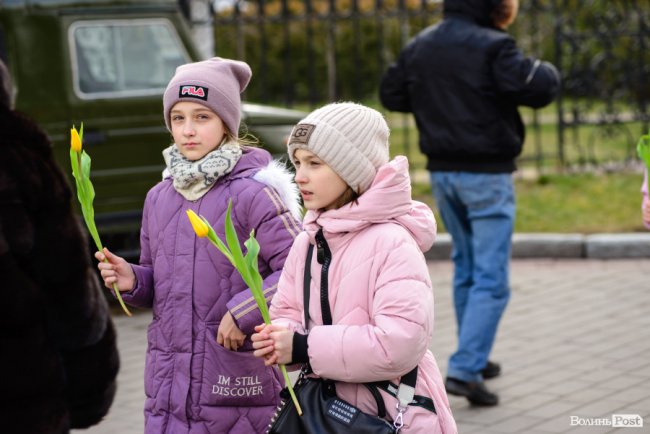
[430, 172, 514, 383]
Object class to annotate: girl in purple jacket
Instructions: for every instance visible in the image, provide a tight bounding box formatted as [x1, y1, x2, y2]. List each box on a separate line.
[95, 57, 302, 433]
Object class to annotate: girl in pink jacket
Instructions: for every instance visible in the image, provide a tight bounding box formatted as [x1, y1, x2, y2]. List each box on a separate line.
[252, 102, 457, 433]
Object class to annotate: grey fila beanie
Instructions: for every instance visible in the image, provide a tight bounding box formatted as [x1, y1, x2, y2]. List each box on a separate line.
[287, 102, 390, 194]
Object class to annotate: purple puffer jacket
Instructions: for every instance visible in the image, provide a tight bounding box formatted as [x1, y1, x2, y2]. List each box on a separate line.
[121, 147, 302, 433]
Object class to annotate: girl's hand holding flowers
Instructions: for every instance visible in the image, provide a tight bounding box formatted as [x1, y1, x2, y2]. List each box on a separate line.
[251, 324, 294, 366]
[94, 247, 135, 292]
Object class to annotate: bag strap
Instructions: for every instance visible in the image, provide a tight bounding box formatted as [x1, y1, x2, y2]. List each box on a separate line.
[372, 378, 436, 414]
[397, 367, 417, 409]
[363, 383, 387, 418]
[314, 229, 333, 325]
[303, 244, 314, 331]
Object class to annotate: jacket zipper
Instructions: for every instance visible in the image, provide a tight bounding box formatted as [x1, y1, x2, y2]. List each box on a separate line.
[315, 228, 333, 326]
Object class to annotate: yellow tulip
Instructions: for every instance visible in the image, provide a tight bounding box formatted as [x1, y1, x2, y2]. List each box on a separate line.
[70, 127, 82, 153]
[187, 210, 209, 238]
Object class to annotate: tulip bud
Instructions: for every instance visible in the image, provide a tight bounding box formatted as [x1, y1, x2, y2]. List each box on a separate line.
[70, 127, 82, 152]
[187, 210, 209, 238]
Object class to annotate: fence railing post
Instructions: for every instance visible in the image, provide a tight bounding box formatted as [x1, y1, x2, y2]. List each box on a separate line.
[281, 0, 293, 107]
[554, 0, 565, 170]
[326, 0, 338, 102]
[306, 0, 318, 107]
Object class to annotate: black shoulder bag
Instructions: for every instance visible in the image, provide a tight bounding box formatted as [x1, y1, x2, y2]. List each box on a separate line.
[268, 230, 435, 434]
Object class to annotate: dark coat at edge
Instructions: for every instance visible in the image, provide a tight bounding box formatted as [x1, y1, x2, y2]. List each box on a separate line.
[0, 106, 119, 433]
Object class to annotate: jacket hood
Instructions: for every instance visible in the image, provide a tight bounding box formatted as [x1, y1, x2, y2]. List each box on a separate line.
[444, 0, 502, 27]
[303, 156, 437, 252]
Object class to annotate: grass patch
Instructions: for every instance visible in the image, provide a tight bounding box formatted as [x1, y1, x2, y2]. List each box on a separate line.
[514, 172, 645, 233]
[409, 172, 646, 233]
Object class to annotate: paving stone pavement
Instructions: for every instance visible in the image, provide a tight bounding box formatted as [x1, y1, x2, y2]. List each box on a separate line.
[75, 258, 650, 434]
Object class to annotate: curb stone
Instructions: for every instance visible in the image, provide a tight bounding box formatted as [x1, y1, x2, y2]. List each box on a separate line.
[425, 233, 650, 260]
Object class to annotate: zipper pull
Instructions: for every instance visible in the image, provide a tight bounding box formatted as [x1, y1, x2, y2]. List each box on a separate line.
[315, 229, 325, 264]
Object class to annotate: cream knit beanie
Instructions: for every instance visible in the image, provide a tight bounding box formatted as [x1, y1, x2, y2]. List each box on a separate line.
[287, 102, 390, 193]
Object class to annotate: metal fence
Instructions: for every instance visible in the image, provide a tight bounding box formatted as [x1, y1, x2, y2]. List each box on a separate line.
[206, 0, 650, 171]
[550, 0, 649, 171]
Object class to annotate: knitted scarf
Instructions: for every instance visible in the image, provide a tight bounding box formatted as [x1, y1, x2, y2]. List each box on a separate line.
[162, 141, 242, 201]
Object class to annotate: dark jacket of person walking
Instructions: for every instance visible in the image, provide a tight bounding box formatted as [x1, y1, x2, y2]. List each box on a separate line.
[380, 0, 559, 173]
[380, 0, 560, 406]
[0, 59, 119, 433]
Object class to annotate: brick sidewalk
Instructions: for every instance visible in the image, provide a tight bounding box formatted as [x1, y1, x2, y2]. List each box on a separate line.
[75, 259, 650, 434]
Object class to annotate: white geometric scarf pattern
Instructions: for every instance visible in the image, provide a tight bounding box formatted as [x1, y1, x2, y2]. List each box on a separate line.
[162, 141, 242, 201]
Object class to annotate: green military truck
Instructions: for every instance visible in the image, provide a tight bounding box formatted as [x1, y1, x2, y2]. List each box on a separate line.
[0, 0, 304, 259]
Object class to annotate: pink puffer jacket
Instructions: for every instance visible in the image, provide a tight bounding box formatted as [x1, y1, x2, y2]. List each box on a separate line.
[270, 157, 457, 433]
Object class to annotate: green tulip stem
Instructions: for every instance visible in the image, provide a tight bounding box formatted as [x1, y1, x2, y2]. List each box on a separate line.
[190, 200, 303, 416]
[70, 124, 131, 316]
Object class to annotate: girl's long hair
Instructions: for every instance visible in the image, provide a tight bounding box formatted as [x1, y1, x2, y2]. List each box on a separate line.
[327, 186, 360, 211]
[227, 124, 260, 148]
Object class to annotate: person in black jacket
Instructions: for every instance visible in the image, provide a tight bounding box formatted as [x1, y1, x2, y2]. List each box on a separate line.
[380, 0, 559, 406]
[0, 58, 120, 432]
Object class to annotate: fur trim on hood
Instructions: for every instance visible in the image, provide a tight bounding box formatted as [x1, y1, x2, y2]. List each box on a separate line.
[253, 159, 302, 222]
